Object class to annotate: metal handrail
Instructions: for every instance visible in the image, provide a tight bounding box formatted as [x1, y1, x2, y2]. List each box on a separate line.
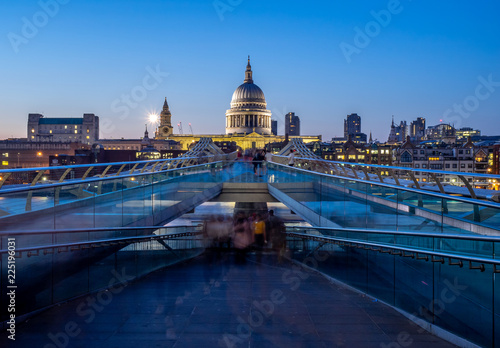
[287, 231, 500, 267]
[0, 157, 195, 175]
[0, 160, 225, 195]
[0, 147, 237, 191]
[270, 161, 500, 210]
[0, 226, 175, 236]
[273, 155, 500, 180]
[0, 229, 203, 254]
[287, 226, 500, 242]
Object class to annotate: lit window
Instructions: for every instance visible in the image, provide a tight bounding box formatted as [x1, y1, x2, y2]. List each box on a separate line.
[50, 130, 52, 134]
[75, 125, 77, 129]
[31, 136, 34, 139]
[86, 136, 90, 139]
[31, 129, 35, 133]
[2, 161, 8, 165]
[87, 129, 90, 133]
[37, 152, 42, 157]
[74, 130, 77, 134]
[2, 153, 8, 158]
[65, 126, 67, 129]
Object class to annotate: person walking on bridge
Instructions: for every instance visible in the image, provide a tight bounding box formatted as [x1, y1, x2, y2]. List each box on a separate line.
[252, 213, 267, 248]
[233, 212, 252, 263]
[267, 209, 286, 262]
[288, 149, 295, 167]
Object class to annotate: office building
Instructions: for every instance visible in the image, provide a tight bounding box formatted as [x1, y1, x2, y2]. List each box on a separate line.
[344, 113, 361, 139]
[409, 117, 426, 143]
[27, 113, 99, 145]
[285, 112, 300, 136]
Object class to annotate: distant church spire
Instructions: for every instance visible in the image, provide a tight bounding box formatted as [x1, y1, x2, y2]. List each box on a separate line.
[162, 97, 169, 112]
[369, 131, 373, 143]
[244, 56, 253, 84]
[157, 96, 173, 139]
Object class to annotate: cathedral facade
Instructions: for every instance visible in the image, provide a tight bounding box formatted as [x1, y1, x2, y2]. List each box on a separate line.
[225, 57, 272, 135]
[152, 57, 320, 151]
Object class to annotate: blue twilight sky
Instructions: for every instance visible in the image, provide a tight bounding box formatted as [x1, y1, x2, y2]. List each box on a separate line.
[1, 0, 499, 142]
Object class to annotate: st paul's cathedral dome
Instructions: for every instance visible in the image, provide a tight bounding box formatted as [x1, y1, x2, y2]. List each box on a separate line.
[225, 57, 272, 135]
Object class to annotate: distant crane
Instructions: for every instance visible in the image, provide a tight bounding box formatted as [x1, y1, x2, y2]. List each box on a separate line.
[188, 123, 193, 135]
[177, 122, 183, 134]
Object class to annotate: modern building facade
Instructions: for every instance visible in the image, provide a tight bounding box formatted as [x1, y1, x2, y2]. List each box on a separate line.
[225, 57, 272, 135]
[456, 127, 481, 141]
[285, 112, 300, 136]
[409, 117, 426, 143]
[425, 124, 456, 142]
[344, 113, 361, 139]
[271, 120, 278, 135]
[27, 113, 99, 145]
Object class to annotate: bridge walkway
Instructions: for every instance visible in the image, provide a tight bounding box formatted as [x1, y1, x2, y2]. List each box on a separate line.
[3, 252, 456, 348]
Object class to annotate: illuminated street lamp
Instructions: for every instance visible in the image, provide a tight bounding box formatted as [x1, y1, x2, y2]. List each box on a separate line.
[148, 113, 159, 125]
[148, 112, 160, 137]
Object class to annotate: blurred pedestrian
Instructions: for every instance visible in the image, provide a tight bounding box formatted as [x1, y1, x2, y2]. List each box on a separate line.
[267, 210, 286, 262]
[233, 212, 252, 263]
[288, 149, 295, 167]
[252, 213, 267, 249]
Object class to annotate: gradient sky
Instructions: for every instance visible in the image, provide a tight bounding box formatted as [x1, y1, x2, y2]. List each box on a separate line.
[1, 0, 499, 142]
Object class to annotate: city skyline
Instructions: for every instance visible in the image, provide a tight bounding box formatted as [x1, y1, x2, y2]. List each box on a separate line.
[1, 0, 499, 142]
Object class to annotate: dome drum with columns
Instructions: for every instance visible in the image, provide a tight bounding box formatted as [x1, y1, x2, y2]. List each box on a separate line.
[226, 57, 272, 135]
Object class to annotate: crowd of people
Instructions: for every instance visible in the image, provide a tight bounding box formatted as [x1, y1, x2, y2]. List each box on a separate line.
[236, 148, 296, 174]
[236, 148, 279, 176]
[202, 209, 286, 263]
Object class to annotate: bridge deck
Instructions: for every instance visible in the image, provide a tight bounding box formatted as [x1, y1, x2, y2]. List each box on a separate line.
[4, 252, 456, 348]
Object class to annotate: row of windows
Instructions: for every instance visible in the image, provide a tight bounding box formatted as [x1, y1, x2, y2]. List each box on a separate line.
[410, 149, 472, 155]
[368, 149, 390, 154]
[33, 127, 92, 132]
[33, 129, 91, 134]
[103, 146, 175, 150]
[415, 163, 473, 169]
[31, 136, 91, 140]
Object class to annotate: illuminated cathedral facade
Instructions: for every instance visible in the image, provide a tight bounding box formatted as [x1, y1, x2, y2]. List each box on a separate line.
[225, 57, 272, 135]
[154, 57, 320, 151]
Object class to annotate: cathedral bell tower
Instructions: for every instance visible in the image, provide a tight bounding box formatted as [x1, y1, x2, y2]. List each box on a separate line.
[157, 97, 174, 139]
